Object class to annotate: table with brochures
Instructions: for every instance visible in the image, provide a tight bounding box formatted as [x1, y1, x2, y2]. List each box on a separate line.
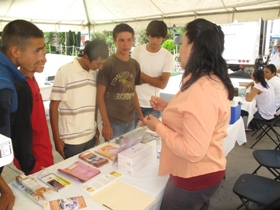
[9, 121, 246, 210]
[10, 137, 168, 210]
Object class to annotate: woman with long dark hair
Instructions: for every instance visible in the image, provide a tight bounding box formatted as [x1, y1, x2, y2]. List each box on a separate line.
[246, 70, 276, 121]
[143, 18, 234, 209]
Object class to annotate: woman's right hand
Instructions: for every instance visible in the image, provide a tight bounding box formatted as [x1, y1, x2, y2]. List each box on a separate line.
[150, 96, 168, 111]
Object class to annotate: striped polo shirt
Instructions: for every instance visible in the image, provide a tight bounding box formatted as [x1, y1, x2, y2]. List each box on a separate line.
[50, 58, 97, 145]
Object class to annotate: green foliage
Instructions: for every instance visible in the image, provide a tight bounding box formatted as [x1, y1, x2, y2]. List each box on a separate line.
[162, 39, 176, 54]
[44, 32, 55, 44]
[91, 31, 114, 49]
[137, 29, 148, 45]
[57, 32, 65, 45]
[91, 31, 106, 41]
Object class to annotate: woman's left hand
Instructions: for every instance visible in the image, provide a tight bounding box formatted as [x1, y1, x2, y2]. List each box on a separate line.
[143, 114, 161, 132]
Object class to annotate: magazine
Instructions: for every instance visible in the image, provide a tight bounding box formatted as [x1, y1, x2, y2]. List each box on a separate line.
[43, 196, 87, 210]
[78, 151, 109, 168]
[57, 161, 100, 182]
[39, 173, 72, 191]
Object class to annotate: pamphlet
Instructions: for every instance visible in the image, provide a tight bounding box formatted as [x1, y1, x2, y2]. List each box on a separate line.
[39, 173, 72, 191]
[43, 196, 87, 210]
[58, 161, 100, 182]
[79, 151, 109, 167]
[81, 171, 122, 194]
[12, 180, 45, 207]
[14, 174, 60, 206]
[96, 127, 147, 163]
[95, 144, 119, 161]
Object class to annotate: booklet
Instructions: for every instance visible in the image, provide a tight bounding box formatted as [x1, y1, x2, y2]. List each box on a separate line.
[58, 161, 100, 182]
[39, 173, 72, 191]
[14, 174, 60, 206]
[43, 195, 87, 210]
[78, 151, 109, 168]
[95, 144, 119, 161]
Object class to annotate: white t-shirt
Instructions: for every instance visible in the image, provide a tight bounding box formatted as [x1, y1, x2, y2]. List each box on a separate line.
[131, 45, 174, 107]
[267, 76, 280, 109]
[254, 82, 276, 120]
[270, 53, 280, 70]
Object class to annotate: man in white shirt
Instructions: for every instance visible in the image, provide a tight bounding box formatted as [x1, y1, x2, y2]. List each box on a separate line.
[131, 20, 174, 127]
[270, 40, 280, 73]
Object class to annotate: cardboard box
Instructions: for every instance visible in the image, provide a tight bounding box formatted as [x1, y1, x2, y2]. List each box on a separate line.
[118, 143, 152, 167]
[230, 102, 241, 124]
[118, 156, 151, 175]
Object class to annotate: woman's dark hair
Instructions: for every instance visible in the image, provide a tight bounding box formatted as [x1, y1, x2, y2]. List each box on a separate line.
[181, 18, 234, 100]
[265, 64, 277, 75]
[253, 70, 269, 88]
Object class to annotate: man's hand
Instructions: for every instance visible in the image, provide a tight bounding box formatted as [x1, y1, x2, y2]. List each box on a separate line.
[102, 124, 113, 142]
[54, 138, 66, 159]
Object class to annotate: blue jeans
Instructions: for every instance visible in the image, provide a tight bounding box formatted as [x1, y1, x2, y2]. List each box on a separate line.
[110, 121, 135, 139]
[64, 136, 97, 159]
[134, 108, 161, 128]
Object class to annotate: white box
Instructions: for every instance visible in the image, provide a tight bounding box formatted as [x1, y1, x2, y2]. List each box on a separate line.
[118, 156, 151, 175]
[118, 143, 152, 167]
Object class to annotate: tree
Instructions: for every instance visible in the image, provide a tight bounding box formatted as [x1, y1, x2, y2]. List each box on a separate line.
[162, 39, 176, 54]
[137, 29, 148, 45]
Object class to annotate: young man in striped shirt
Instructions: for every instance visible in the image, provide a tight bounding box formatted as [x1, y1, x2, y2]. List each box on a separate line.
[50, 39, 109, 159]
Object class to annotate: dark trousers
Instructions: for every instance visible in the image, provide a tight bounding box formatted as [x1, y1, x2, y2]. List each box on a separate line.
[160, 177, 222, 210]
[64, 136, 97, 159]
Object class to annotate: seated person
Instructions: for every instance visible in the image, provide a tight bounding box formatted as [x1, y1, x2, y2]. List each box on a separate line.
[263, 64, 280, 111]
[244, 70, 276, 130]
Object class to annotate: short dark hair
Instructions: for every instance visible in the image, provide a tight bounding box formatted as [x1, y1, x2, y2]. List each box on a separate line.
[1, 19, 44, 53]
[146, 20, 167, 38]
[84, 39, 109, 61]
[113, 23, 134, 39]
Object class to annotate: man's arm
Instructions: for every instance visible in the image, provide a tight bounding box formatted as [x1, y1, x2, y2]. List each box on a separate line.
[12, 82, 41, 174]
[97, 85, 113, 141]
[0, 175, 15, 210]
[0, 89, 13, 137]
[49, 100, 65, 159]
[133, 87, 144, 122]
[141, 72, 171, 89]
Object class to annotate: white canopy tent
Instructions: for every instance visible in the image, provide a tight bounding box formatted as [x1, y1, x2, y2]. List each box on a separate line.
[0, 0, 280, 32]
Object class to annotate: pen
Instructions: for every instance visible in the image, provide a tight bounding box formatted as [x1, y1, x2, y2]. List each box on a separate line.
[102, 204, 113, 210]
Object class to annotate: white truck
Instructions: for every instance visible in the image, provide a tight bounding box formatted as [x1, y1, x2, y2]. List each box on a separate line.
[220, 19, 269, 78]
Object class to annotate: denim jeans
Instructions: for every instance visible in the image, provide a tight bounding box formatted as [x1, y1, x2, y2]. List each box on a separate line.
[134, 108, 161, 128]
[110, 121, 135, 139]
